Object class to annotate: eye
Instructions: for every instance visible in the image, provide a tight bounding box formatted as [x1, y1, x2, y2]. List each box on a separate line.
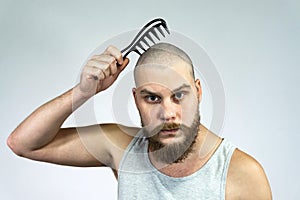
[144, 95, 161, 103]
[173, 92, 185, 101]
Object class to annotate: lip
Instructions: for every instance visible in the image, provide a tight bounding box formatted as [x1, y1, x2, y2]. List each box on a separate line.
[159, 128, 179, 136]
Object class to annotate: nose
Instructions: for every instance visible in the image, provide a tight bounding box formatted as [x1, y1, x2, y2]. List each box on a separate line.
[159, 99, 177, 122]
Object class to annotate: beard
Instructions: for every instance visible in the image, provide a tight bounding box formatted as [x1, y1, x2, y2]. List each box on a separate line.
[141, 109, 201, 164]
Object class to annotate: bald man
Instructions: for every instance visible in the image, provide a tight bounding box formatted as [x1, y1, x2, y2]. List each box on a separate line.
[7, 43, 272, 199]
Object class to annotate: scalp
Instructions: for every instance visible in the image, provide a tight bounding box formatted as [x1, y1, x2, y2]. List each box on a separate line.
[136, 43, 193, 66]
[134, 43, 195, 84]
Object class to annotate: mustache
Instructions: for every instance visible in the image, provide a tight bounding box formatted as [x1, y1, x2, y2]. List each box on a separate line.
[147, 123, 188, 136]
[161, 123, 181, 130]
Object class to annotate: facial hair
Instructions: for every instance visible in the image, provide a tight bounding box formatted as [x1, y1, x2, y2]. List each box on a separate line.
[141, 109, 201, 164]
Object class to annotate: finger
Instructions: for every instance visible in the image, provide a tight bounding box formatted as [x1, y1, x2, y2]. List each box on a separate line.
[87, 60, 111, 78]
[115, 58, 130, 75]
[104, 45, 123, 65]
[84, 65, 105, 80]
[110, 59, 118, 75]
[89, 54, 118, 75]
[90, 54, 114, 64]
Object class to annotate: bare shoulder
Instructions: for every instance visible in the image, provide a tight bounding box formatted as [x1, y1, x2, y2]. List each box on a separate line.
[99, 123, 140, 169]
[100, 123, 140, 150]
[226, 148, 272, 200]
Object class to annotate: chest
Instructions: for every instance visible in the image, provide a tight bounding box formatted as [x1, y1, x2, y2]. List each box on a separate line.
[157, 158, 209, 178]
[118, 170, 225, 200]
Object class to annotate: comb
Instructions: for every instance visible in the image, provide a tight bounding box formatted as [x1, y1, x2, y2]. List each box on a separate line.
[121, 18, 170, 58]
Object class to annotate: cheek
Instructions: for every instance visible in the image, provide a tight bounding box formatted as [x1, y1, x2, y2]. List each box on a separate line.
[137, 102, 159, 125]
[181, 98, 199, 124]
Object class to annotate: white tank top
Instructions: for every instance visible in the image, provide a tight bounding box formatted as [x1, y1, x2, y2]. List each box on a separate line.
[118, 130, 236, 200]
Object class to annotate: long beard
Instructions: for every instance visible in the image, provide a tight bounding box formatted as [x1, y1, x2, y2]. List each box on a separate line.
[141, 110, 201, 164]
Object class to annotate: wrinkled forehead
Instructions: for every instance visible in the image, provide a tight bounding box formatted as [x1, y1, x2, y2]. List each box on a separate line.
[134, 63, 193, 91]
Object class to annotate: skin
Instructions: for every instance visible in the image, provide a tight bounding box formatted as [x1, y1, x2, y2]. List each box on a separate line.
[7, 45, 272, 199]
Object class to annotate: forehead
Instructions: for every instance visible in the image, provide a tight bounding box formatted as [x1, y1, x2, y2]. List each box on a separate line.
[134, 60, 194, 90]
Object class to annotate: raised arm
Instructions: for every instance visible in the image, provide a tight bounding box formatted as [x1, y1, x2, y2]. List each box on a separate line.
[7, 46, 132, 167]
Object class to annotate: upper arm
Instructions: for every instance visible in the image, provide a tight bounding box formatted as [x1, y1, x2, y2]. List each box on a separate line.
[21, 123, 138, 168]
[226, 149, 272, 200]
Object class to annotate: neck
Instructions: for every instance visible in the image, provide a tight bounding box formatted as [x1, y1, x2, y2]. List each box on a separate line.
[148, 125, 222, 177]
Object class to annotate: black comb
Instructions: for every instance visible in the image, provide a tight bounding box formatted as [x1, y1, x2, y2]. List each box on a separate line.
[121, 18, 170, 58]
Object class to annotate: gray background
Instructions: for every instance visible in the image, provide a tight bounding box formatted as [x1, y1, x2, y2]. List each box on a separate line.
[1, 0, 299, 199]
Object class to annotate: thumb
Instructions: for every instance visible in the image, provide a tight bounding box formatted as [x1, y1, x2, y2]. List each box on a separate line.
[117, 58, 130, 74]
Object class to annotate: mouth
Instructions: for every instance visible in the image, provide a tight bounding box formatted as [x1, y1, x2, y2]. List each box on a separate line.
[159, 128, 180, 136]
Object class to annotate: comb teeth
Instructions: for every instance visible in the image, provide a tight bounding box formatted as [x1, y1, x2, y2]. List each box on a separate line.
[137, 43, 146, 52]
[150, 29, 160, 40]
[121, 18, 170, 58]
[145, 33, 155, 44]
[156, 26, 165, 37]
[141, 38, 150, 47]
[134, 49, 142, 56]
[162, 23, 170, 34]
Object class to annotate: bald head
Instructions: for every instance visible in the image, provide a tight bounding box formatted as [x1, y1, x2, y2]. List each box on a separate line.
[136, 43, 193, 66]
[134, 43, 195, 86]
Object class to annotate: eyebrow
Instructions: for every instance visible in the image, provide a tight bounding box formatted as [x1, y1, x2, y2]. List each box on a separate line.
[139, 84, 191, 95]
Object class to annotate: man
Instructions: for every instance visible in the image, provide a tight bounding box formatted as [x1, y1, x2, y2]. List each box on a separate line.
[7, 43, 272, 199]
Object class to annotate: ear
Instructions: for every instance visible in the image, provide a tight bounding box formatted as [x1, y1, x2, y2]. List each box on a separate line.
[132, 88, 138, 106]
[195, 79, 202, 102]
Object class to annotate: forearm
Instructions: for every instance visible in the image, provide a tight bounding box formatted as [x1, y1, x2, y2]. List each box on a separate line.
[7, 85, 90, 155]
[7, 45, 128, 163]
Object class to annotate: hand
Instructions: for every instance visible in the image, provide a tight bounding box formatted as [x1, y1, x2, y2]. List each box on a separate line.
[78, 45, 129, 98]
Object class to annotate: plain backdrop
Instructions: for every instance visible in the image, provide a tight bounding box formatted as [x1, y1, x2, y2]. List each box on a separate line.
[1, 0, 299, 199]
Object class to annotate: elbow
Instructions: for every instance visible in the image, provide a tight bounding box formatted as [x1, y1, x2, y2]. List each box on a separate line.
[7, 133, 26, 157]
